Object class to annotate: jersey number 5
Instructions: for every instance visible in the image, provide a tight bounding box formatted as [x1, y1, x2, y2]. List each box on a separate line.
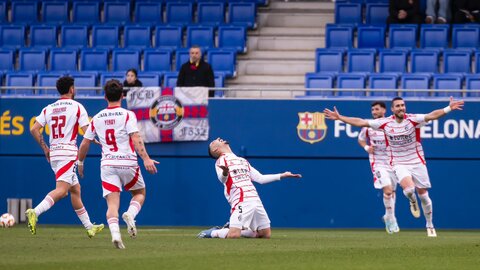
[105, 129, 119, 152]
[51, 115, 66, 139]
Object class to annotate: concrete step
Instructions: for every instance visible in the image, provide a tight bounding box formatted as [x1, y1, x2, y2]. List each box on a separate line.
[249, 26, 325, 37]
[248, 36, 325, 51]
[238, 50, 315, 61]
[228, 74, 305, 84]
[237, 60, 314, 75]
[258, 13, 333, 28]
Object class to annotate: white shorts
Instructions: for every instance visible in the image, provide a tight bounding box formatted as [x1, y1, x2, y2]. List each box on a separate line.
[393, 164, 431, 189]
[372, 167, 398, 190]
[229, 201, 271, 231]
[51, 159, 79, 186]
[101, 165, 145, 197]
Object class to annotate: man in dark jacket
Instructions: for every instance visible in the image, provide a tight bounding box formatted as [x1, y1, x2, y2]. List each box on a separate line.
[387, 0, 423, 24]
[453, 0, 480, 23]
[177, 46, 215, 97]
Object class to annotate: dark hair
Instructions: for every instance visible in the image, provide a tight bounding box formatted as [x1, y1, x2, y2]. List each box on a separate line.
[104, 79, 124, 102]
[126, 68, 138, 77]
[56, 76, 74, 95]
[208, 145, 217, 159]
[371, 101, 386, 109]
[391, 96, 404, 106]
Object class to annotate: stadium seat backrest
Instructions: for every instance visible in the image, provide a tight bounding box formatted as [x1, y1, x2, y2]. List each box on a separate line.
[73, 2, 100, 23]
[214, 72, 225, 88]
[163, 72, 179, 88]
[186, 26, 215, 50]
[325, 25, 353, 48]
[198, 3, 225, 25]
[156, 26, 183, 49]
[0, 25, 25, 49]
[379, 50, 408, 73]
[50, 49, 78, 71]
[433, 74, 463, 97]
[400, 74, 430, 97]
[112, 49, 141, 71]
[42, 2, 68, 24]
[369, 74, 398, 97]
[104, 2, 131, 24]
[11, 1, 38, 24]
[144, 49, 172, 72]
[337, 74, 366, 96]
[0, 49, 14, 71]
[347, 50, 376, 73]
[137, 73, 161, 87]
[305, 73, 334, 96]
[420, 26, 449, 48]
[19, 49, 47, 71]
[0, 2, 6, 23]
[61, 26, 88, 49]
[124, 25, 151, 48]
[166, 3, 193, 25]
[30, 25, 57, 48]
[37, 72, 64, 95]
[218, 26, 247, 53]
[80, 49, 109, 71]
[410, 50, 439, 73]
[365, 3, 389, 25]
[69, 72, 97, 93]
[207, 49, 236, 77]
[465, 75, 480, 97]
[443, 50, 471, 74]
[452, 26, 480, 49]
[228, 3, 256, 29]
[357, 26, 385, 49]
[175, 48, 191, 71]
[315, 49, 344, 73]
[135, 2, 163, 24]
[92, 25, 120, 49]
[335, 3, 362, 24]
[100, 72, 125, 88]
[389, 25, 417, 49]
[6, 72, 35, 95]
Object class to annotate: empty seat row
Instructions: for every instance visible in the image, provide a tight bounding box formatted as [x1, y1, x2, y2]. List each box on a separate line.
[315, 49, 480, 74]
[326, 24, 480, 49]
[304, 73, 480, 97]
[0, 2, 257, 28]
[335, 3, 389, 25]
[0, 24, 247, 53]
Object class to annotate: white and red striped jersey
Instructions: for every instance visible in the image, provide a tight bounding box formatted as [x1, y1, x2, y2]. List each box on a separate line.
[369, 114, 427, 165]
[358, 125, 390, 170]
[35, 98, 89, 161]
[84, 106, 139, 167]
[215, 153, 281, 211]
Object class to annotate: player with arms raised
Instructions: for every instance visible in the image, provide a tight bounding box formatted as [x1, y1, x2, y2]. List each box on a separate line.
[78, 79, 158, 249]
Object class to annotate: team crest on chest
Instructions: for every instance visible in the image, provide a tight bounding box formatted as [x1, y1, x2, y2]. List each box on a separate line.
[297, 112, 327, 144]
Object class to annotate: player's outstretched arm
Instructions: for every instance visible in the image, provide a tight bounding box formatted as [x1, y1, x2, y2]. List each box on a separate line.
[130, 132, 159, 174]
[280, 172, 302, 179]
[323, 106, 370, 127]
[30, 121, 50, 163]
[425, 96, 465, 122]
[77, 138, 92, 178]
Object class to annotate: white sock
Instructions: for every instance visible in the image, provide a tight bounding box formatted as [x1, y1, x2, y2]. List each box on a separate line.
[383, 193, 394, 220]
[403, 186, 417, 203]
[419, 192, 434, 228]
[241, 229, 257, 238]
[211, 228, 229, 238]
[391, 193, 396, 218]
[108, 217, 121, 239]
[127, 200, 141, 219]
[75, 207, 93, 230]
[34, 195, 55, 217]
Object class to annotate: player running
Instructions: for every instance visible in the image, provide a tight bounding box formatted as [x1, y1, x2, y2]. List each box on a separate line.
[26, 76, 104, 237]
[78, 79, 158, 249]
[324, 96, 464, 237]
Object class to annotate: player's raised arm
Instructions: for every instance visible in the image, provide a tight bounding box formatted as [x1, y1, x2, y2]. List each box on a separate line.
[30, 121, 50, 163]
[424, 96, 465, 122]
[130, 132, 159, 174]
[324, 106, 370, 127]
[250, 166, 302, 184]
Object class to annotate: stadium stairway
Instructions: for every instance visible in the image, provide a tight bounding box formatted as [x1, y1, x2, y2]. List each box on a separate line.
[228, 0, 333, 98]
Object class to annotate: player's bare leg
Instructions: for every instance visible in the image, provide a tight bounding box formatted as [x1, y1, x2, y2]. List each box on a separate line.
[226, 227, 242, 239]
[69, 184, 104, 238]
[417, 188, 436, 237]
[122, 188, 145, 238]
[400, 177, 420, 218]
[106, 192, 125, 249]
[382, 185, 399, 234]
[256, 228, 271, 239]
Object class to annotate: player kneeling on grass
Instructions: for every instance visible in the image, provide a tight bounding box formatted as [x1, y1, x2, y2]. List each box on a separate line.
[197, 138, 301, 239]
[77, 80, 159, 249]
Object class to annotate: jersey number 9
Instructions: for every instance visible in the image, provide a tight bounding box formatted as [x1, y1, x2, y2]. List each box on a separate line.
[105, 129, 118, 152]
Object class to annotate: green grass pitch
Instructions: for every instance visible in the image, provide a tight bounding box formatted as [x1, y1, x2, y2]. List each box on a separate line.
[1, 226, 479, 269]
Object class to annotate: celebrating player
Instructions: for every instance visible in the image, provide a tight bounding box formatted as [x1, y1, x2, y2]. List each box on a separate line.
[197, 138, 302, 239]
[357, 101, 399, 234]
[78, 79, 159, 249]
[26, 76, 104, 237]
[324, 97, 464, 237]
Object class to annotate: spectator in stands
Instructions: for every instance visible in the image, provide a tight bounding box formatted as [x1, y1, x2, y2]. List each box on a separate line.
[123, 68, 143, 88]
[453, 0, 480, 23]
[425, 0, 450, 23]
[177, 45, 215, 97]
[387, 0, 422, 24]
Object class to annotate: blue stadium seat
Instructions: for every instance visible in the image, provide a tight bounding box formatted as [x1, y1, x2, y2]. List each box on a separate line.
[433, 74, 463, 97]
[465, 74, 480, 97]
[388, 24, 417, 49]
[72, 2, 100, 23]
[335, 3, 362, 24]
[0, 25, 26, 49]
[0, 49, 14, 72]
[198, 2, 225, 26]
[69, 72, 98, 96]
[92, 25, 120, 49]
[104, 2, 131, 24]
[137, 73, 161, 87]
[214, 72, 225, 87]
[347, 49, 376, 73]
[337, 74, 366, 96]
[304, 73, 335, 96]
[365, 3, 389, 25]
[112, 49, 141, 71]
[357, 25, 385, 49]
[37, 72, 64, 95]
[166, 3, 193, 25]
[218, 26, 247, 53]
[144, 49, 172, 72]
[315, 49, 344, 73]
[0, 2, 6, 23]
[61, 25, 88, 49]
[163, 72, 179, 88]
[30, 25, 57, 48]
[410, 50, 439, 73]
[6, 72, 35, 95]
[100, 72, 125, 88]
[369, 74, 398, 97]
[207, 49, 236, 77]
[80, 49, 109, 71]
[443, 50, 471, 74]
[228, 3, 256, 29]
[155, 26, 183, 49]
[325, 24, 354, 48]
[124, 25, 152, 49]
[186, 26, 215, 50]
[50, 49, 78, 72]
[175, 48, 191, 71]
[19, 49, 47, 71]
[420, 25, 449, 49]
[379, 49, 408, 73]
[11, 1, 38, 24]
[476, 52, 480, 74]
[452, 26, 480, 49]
[135, 2, 163, 24]
[400, 74, 431, 97]
[42, 2, 68, 24]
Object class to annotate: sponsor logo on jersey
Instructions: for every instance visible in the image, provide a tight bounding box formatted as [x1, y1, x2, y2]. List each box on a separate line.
[297, 112, 327, 144]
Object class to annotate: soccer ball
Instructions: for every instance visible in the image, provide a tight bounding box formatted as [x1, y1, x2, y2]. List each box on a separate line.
[0, 213, 15, 228]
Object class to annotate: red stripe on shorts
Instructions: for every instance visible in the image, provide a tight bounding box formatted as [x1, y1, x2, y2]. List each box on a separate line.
[102, 181, 121, 192]
[55, 160, 76, 180]
[125, 167, 140, 191]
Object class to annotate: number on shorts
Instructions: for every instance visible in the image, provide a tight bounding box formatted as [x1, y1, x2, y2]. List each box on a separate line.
[238, 205, 243, 213]
[105, 129, 118, 152]
[51, 115, 66, 139]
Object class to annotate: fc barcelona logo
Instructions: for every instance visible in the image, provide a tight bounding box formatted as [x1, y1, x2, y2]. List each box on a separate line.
[297, 112, 327, 144]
